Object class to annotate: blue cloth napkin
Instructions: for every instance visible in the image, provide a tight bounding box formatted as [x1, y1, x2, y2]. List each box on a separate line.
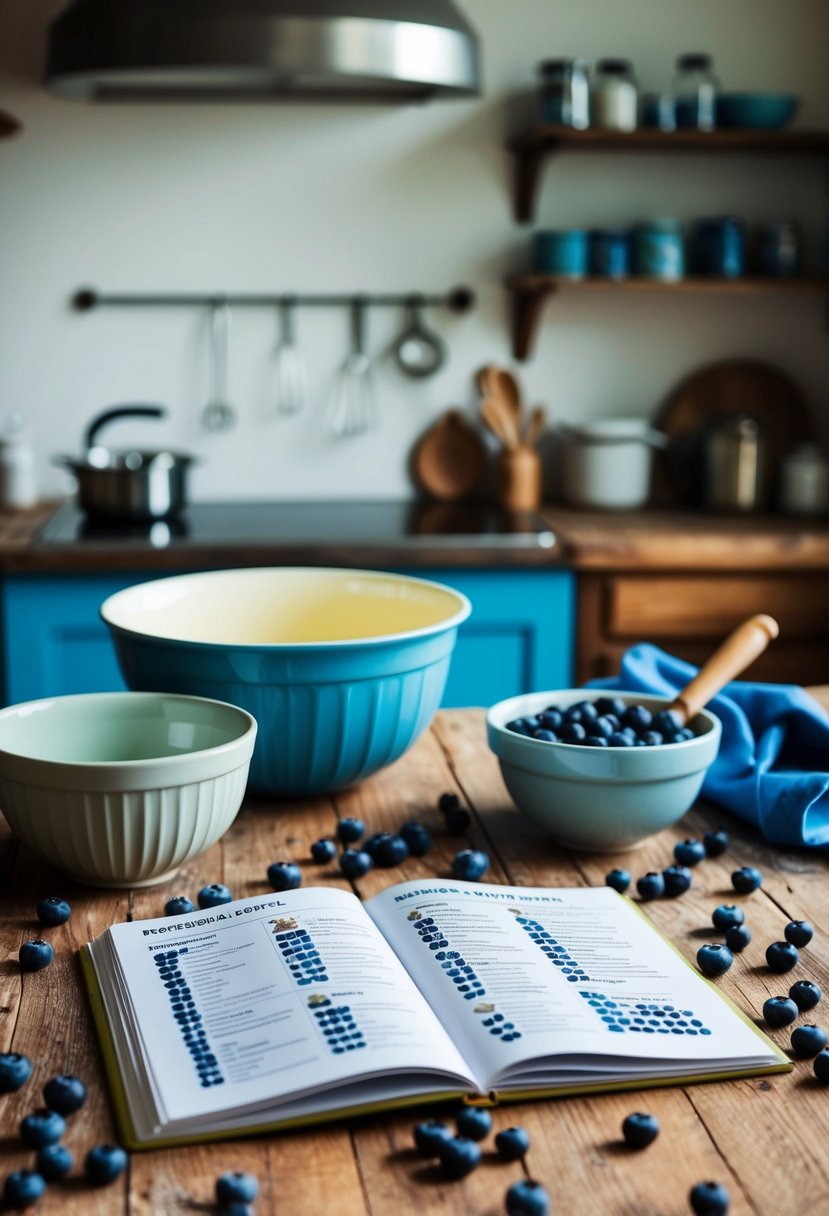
[589, 644, 829, 849]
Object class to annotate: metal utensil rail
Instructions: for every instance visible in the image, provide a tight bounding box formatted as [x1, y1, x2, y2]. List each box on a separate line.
[72, 287, 475, 313]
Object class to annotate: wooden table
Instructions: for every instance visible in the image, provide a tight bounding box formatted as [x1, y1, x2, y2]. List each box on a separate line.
[2, 707, 829, 1215]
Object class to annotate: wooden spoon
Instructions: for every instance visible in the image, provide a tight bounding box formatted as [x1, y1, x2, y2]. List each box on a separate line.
[669, 613, 780, 724]
[481, 397, 520, 450]
[496, 369, 524, 434]
[525, 405, 546, 447]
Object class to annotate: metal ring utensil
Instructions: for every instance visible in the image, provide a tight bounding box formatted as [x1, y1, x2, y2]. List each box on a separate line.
[394, 294, 446, 378]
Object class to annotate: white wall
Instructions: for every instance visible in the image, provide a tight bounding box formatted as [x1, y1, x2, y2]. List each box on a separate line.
[1, 0, 828, 502]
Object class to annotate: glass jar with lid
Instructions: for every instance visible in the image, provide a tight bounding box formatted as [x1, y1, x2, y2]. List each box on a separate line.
[672, 53, 719, 130]
[591, 58, 639, 131]
[538, 59, 590, 129]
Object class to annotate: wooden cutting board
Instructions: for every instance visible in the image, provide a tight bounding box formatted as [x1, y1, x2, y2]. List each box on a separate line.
[410, 409, 487, 501]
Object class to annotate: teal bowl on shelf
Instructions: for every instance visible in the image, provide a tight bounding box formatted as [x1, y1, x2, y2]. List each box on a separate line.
[715, 92, 800, 130]
[100, 568, 471, 798]
[486, 690, 721, 851]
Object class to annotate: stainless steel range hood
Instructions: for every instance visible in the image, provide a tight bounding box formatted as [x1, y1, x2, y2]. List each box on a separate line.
[44, 0, 481, 102]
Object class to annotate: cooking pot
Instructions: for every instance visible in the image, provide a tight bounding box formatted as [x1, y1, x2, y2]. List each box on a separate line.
[559, 418, 667, 509]
[54, 405, 195, 520]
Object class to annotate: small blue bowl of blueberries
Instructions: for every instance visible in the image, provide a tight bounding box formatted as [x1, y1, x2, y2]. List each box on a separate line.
[486, 690, 721, 852]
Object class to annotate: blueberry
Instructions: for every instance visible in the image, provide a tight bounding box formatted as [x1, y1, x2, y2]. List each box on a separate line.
[494, 1125, 530, 1160]
[605, 868, 631, 894]
[696, 944, 734, 977]
[560, 721, 587, 743]
[451, 850, 489, 882]
[36, 896, 71, 927]
[724, 924, 751, 952]
[456, 1106, 492, 1141]
[20, 1108, 66, 1148]
[621, 1111, 660, 1148]
[762, 996, 799, 1028]
[622, 704, 652, 731]
[731, 866, 762, 894]
[639, 730, 664, 746]
[596, 696, 627, 718]
[791, 1024, 828, 1058]
[3, 1170, 47, 1211]
[784, 920, 814, 948]
[339, 849, 373, 879]
[506, 718, 535, 736]
[336, 818, 365, 844]
[653, 708, 683, 736]
[533, 729, 558, 743]
[607, 731, 634, 747]
[215, 1170, 259, 1205]
[310, 838, 337, 863]
[0, 1052, 32, 1093]
[266, 861, 302, 891]
[438, 1135, 481, 1179]
[662, 865, 692, 897]
[413, 1118, 452, 1157]
[85, 1144, 128, 1186]
[538, 709, 563, 731]
[197, 883, 233, 908]
[712, 904, 744, 931]
[505, 1179, 551, 1216]
[573, 700, 599, 723]
[765, 941, 799, 973]
[814, 1051, 829, 1083]
[362, 832, 386, 857]
[164, 895, 195, 916]
[636, 872, 665, 900]
[584, 735, 609, 747]
[789, 979, 822, 1012]
[446, 807, 472, 835]
[43, 1073, 87, 1115]
[399, 821, 433, 856]
[592, 716, 616, 738]
[372, 834, 410, 868]
[674, 838, 706, 867]
[689, 1180, 730, 1215]
[19, 939, 53, 971]
[36, 1144, 73, 1181]
[703, 828, 730, 857]
[439, 791, 461, 813]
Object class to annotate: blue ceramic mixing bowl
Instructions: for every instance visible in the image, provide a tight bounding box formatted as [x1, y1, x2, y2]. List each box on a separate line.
[100, 568, 470, 797]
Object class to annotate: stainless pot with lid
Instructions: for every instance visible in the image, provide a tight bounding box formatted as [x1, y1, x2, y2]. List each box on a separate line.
[54, 405, 196, 520]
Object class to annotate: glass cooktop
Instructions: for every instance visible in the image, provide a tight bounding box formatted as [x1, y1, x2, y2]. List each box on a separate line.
[37, 499, 557, 551]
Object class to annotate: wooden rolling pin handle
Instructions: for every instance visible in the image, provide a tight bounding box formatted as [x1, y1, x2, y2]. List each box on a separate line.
[669, 613, 780, 724]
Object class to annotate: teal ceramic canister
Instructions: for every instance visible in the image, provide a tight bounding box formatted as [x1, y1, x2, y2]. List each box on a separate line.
[533, 229, 589, 278]
[633, 219, 685, 281]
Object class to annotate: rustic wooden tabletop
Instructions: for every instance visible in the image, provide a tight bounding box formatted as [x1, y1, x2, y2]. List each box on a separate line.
[2, 705, 829, 1216]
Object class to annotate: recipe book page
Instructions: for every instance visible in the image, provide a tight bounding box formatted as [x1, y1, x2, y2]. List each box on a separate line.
[366, 880, 785, 1091]
[87, 887, 477, 1134]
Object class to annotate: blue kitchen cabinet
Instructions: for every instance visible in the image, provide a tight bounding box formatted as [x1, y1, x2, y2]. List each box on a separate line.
[0, 568, 574, 708]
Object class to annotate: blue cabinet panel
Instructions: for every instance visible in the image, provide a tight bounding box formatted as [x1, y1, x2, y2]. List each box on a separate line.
[0, 567, 574, 708]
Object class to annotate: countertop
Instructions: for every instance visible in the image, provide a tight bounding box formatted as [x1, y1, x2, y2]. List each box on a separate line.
[2, 705, 829, 1215]
[2, 499, 829, 573]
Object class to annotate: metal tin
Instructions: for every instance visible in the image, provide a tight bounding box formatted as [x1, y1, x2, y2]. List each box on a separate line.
[533, 229, 588, 278]
[690, 216, 746, 278]
[633, 219, 685, 281]
[588, 228, 631, 279]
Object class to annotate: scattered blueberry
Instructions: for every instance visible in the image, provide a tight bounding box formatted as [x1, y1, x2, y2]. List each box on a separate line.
[310, 838, 337, 864]
[164, 895, 195, 916]
[703, 828, 730, 857]
[712, 904, 744, 931]
[2, 1170, 47, 1211]
[636, 872, 665, 901]
[696, 943, 734, 977]
[445, 806, 472, 835]
[215, 1170, 259, 1205]
[724, 924, 751, 952]
[791, 1024, 828, 1058]
[505, 1178, 551, 1216]
[19, 939, 54, 971]
[456, 1106, 492, 1141]
[621, 1111, 660, 1148]
[413, 1118, 452, 1157]
[451, 849, 489, 882]
[266, 861, 302, 891]
[20, 1108, 66, 1148]
[605, 868, 631, 894]
[766, 941, 799, 974]
[372, 833, 410, 868]
[43, 1073, 87, 1115]
[85, 1144, 128, 1186]
[339, 849, 373, 879]
[689, 1180, 730, 1215]
[814, 1051, 829, 1083]
[438, 1135, 481, 1179]
[336, 818, 365, 845]
[674, 838, 706, 867]
[438, 791, 460, 813]
[0, 1052, 32, 1093]
[36, 1144, 73, 1181]
[731, 866, 762, 894]
[789, 979, 822, 1012]
[36, 896, 71, 927]
[784, 920, 814, 948]
[362, 833, 386, 858]
[762, 996, 799, 1028]
[494, 1125, 530, 1160]
[663, 864, 692, 897]
[197, 883, 233, 908]
[399, 821, 433, 856]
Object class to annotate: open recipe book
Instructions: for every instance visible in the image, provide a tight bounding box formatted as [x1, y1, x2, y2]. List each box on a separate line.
[81, 879, 790, 1149]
